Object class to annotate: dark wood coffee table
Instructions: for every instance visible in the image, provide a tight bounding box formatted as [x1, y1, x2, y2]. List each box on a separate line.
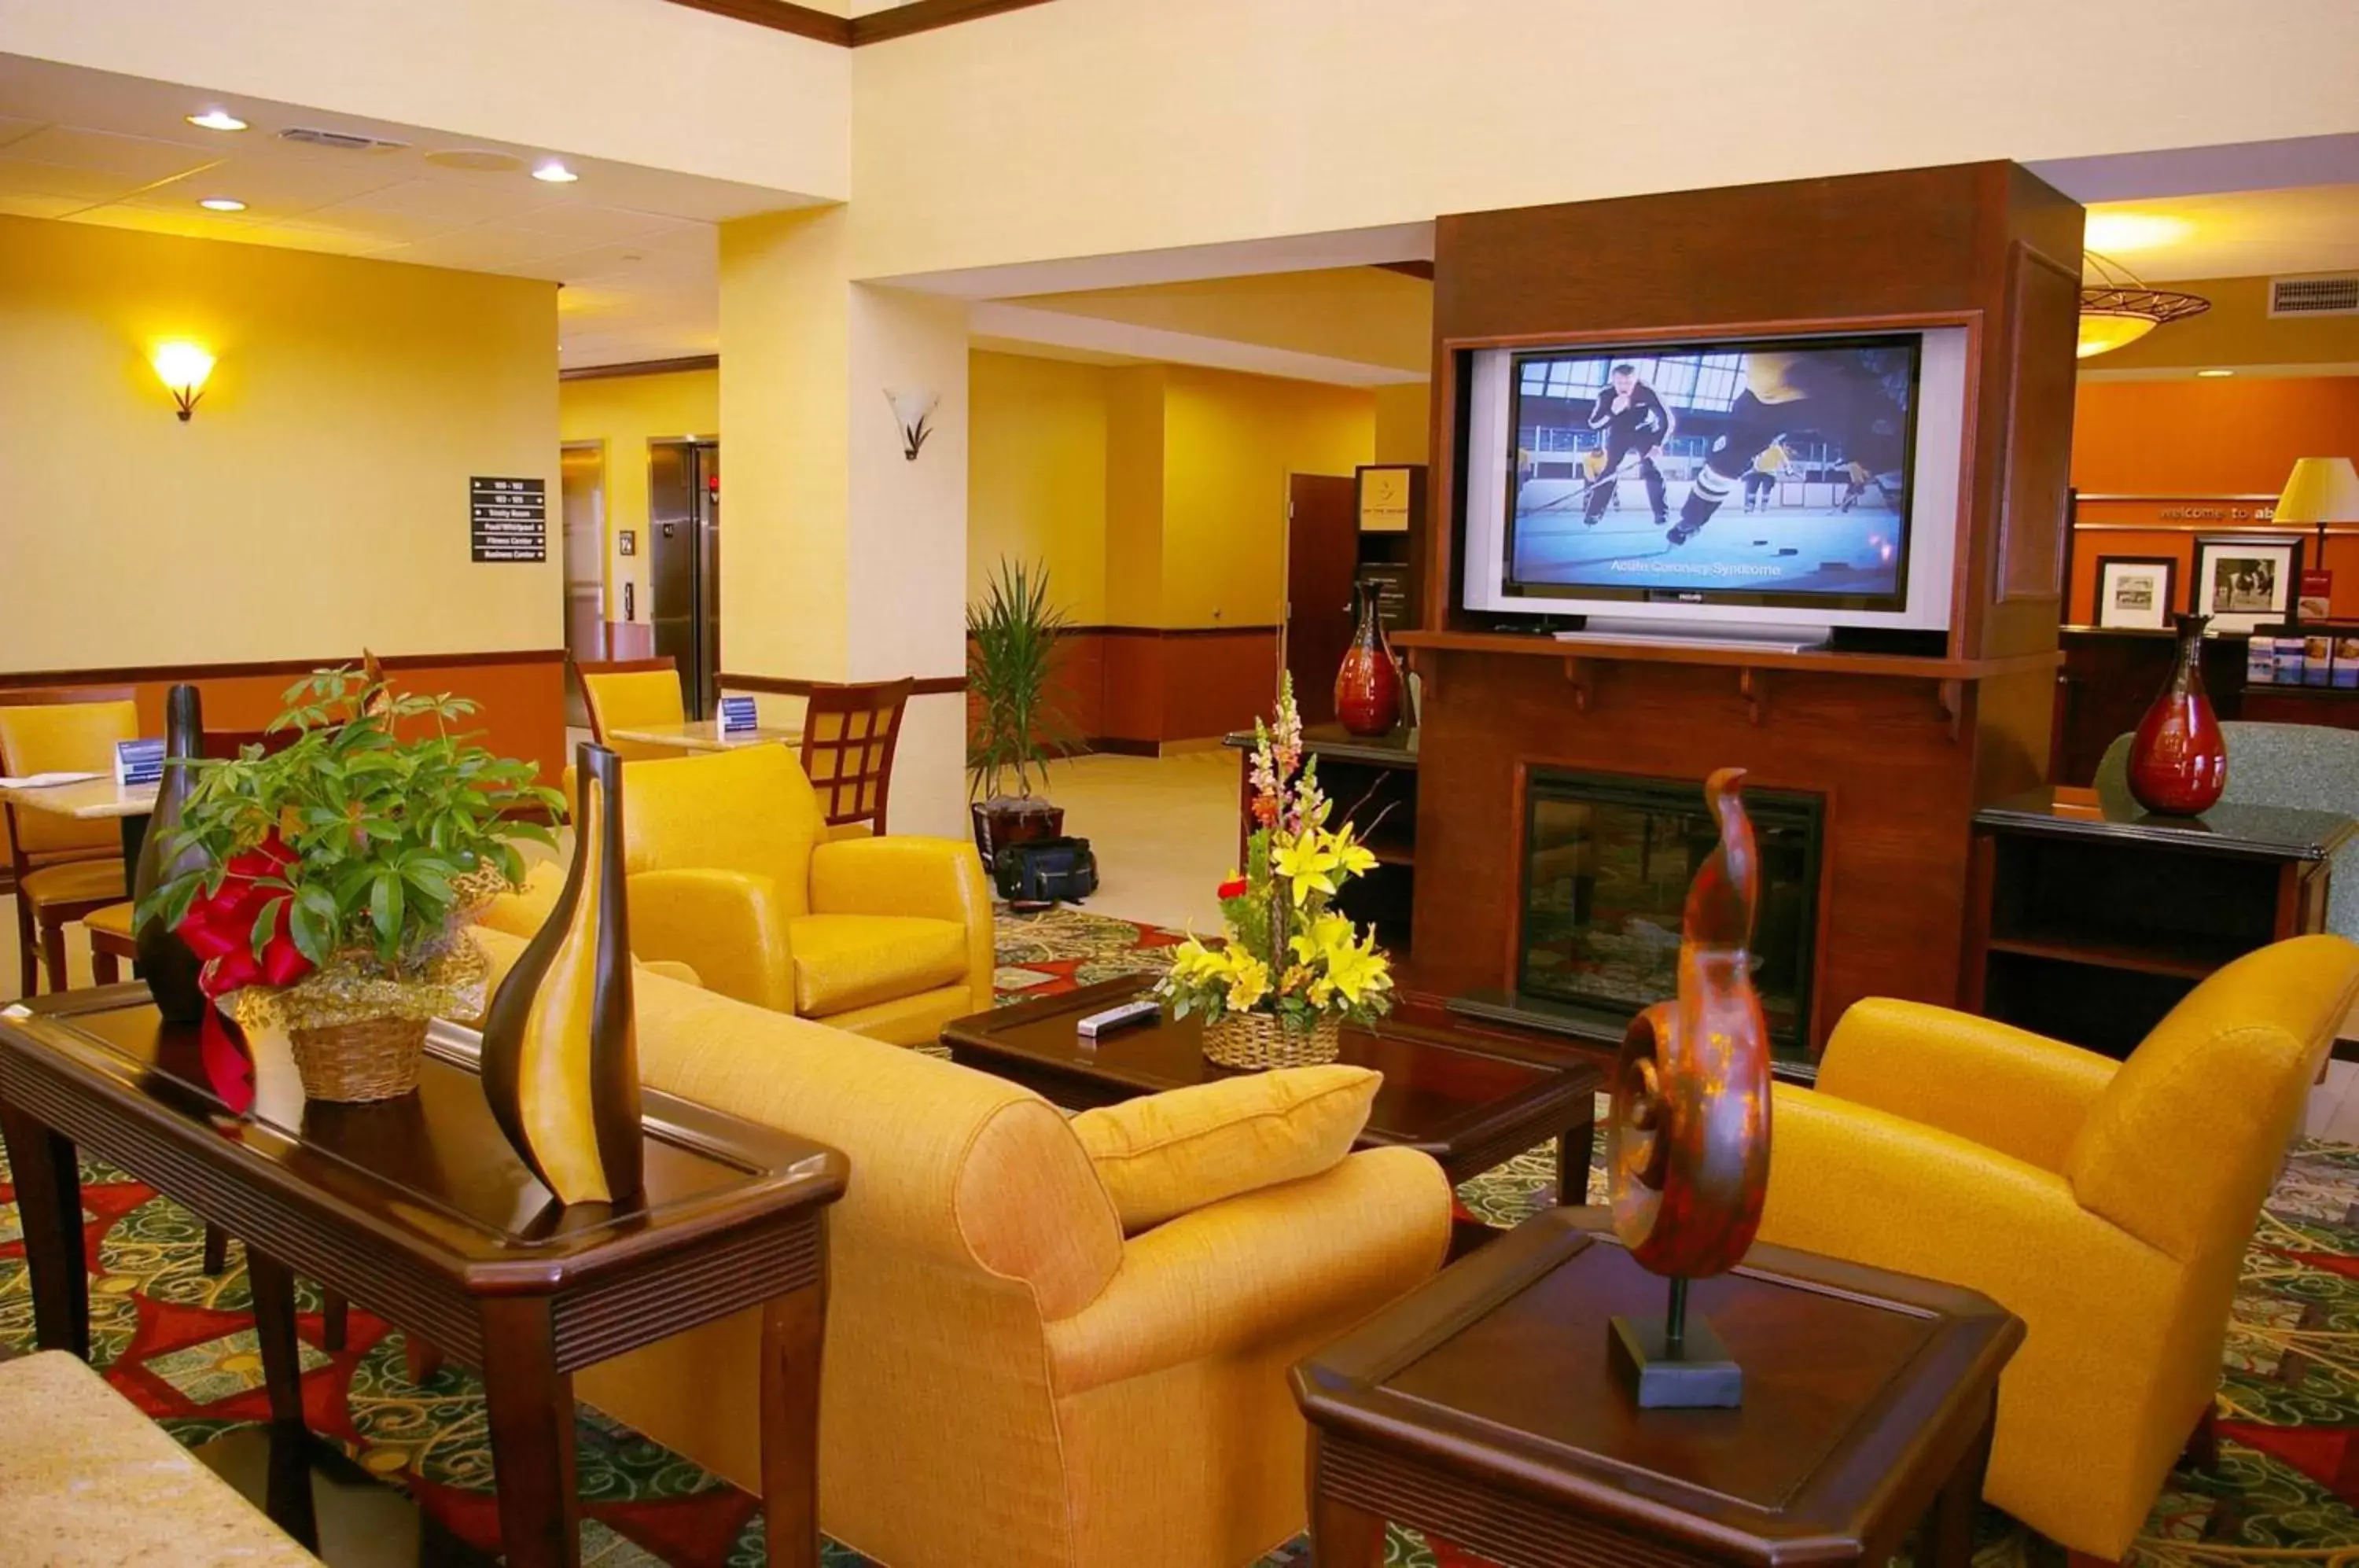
[944, 980, 1603, 1221]
[0, 986, 848, 1568]
[1293, 1205, 2022, 1568]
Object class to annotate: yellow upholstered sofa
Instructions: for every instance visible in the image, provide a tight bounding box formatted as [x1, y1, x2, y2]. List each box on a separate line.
[1756, 935, 2359, 1560]
[472, 925, 1453, 1568]
[508, 745, 992, 1046]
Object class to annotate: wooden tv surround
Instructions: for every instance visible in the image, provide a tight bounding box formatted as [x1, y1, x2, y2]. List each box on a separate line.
[1405, 162, 2085, 1058]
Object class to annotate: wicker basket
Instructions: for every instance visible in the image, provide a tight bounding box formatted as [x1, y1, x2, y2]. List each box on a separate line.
[1201, 1010, 1343, 1070]
[288, 1014, 430, 1102]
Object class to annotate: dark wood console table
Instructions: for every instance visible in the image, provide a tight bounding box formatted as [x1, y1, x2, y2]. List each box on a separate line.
[1293, 1205, 2022, 1568]
[1968, 786, 2353, 1055]
[0, 987, 847, 1568]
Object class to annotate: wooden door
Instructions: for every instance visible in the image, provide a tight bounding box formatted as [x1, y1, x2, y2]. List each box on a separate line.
[1286, 473, 1359, 726]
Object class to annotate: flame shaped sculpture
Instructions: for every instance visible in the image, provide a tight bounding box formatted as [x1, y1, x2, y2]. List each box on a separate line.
[1603, 765, 1769, 1407]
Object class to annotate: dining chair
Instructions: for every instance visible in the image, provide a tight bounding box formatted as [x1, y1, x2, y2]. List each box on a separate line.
[574, 657, 683, 762]
[800, 678, 915, 837]
[0, 687, 137, 996]
[86, 727, 300, 985]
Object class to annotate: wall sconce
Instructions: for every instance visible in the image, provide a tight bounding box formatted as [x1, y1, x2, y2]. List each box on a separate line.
[885, 387, 938, 461]
[151, 341, 215, 421]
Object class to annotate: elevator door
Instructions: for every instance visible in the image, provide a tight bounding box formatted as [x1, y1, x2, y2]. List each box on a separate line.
[648, 440, 719, 718]
[558, 444, 607, 728]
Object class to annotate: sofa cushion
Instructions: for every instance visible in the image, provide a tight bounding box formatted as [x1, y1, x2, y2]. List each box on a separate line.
[1072, 1063, 1382, 1233]
[788, 913, 970, 1017]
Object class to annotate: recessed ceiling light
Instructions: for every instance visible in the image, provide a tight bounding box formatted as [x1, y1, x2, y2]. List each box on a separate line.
[532, 160, 580, 184]
[186, 110, 248, 132]
[2196, 368, 2235, 378]
[197, 197, 247, 212]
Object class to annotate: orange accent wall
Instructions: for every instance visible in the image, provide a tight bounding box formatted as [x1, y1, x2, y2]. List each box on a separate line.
[2067, 377, 2359, 623]
[2072, 377, 2359, 495]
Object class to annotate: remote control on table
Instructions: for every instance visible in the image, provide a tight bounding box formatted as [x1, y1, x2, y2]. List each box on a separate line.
[1076, 998, 1161, 1040]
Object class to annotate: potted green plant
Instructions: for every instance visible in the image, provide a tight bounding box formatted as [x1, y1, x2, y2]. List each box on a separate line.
[966, 558, 1076, 869]
[134, 667, 565, 1102]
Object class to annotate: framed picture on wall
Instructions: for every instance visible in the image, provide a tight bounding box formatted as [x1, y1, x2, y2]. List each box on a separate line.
[2092, 556, 2177, 631]
[2192, 534, 2304, 634]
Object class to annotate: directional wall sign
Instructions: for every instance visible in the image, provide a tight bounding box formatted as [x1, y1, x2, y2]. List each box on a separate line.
[471, 477, 547, 563]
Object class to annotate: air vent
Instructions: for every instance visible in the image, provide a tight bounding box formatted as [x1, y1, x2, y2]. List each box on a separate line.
[2269, 274, 2359, 318]
[277, 126, 408, 154]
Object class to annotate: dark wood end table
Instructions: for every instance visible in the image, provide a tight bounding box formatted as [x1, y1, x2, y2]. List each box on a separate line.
[1292, 1206, 2023, 1568]
[944, 980, 1603, 1239]
[0, 986, 847, 1568]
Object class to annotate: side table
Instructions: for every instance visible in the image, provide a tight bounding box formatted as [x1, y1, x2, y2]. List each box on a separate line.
[1293, 1206, 2022, 1567]
[0, 986, 847, 1568]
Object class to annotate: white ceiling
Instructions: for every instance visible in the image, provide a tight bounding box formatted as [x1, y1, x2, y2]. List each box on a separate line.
[0, 53, 823, 366]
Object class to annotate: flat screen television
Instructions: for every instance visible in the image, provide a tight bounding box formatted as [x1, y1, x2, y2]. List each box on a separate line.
[1459, 328, 1967, 639]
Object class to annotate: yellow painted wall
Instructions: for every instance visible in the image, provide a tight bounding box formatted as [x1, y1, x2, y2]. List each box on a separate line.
[2085, 274, 2359, 374]
[968, 356, 1377, 631]
[966, 351, 1109, 623]
[1159, 366, 1374, 628]
[1022, 269, 1433, 374]
[1101, 365, 1168, 628]
[557, 366, 719, 624]
[0, 214, 558, 670]
[1374, 382, 1432, 466]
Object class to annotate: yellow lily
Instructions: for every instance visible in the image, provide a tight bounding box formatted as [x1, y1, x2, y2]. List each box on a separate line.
[1322, 933, 1389, 1006]
[1271, 834, 1342, 905]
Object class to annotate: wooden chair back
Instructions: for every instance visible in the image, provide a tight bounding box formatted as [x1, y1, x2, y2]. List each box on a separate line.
[800, 679, 915, 835]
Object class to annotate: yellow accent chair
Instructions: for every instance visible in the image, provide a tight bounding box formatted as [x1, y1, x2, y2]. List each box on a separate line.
[1755, 935, 2359, 1562]
[575, 657, 685, 762]
[472, 927, 1452, 1568]
[488, 745, 992, 1047]
[0, 688, 137, 994]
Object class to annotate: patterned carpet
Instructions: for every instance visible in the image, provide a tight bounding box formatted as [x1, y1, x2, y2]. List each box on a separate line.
[3, 905, 2357, 1567]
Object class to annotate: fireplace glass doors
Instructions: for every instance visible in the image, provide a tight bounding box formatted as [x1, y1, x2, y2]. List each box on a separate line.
[1517, 771, 1824, 1065]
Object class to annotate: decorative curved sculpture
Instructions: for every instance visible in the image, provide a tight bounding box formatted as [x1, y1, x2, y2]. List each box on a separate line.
[1603, 766, 1770, 1407]
[135, 683, 211, 1024]
[480, 742, 642, 1205]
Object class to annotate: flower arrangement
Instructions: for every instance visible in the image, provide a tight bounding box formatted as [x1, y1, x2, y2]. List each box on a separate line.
[134, 666, 565, 1100]
[1157, 675, 1393, 1066]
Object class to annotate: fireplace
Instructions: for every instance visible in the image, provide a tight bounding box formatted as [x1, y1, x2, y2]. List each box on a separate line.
[1502, 770, 1824, 1067]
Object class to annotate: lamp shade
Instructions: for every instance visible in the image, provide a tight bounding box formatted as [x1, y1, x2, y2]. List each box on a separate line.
[151, 341, 215, 394]
[2075, 313, 2159, 359]
[2275, 457, 2359, 525]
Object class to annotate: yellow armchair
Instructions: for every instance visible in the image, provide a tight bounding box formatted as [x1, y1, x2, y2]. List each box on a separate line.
[1756, 935, 2359, 1560]
[490, 745, 992, 1046]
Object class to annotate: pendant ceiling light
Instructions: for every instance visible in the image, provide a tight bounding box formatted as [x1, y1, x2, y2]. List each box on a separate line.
[2078, 252, 2210, 359]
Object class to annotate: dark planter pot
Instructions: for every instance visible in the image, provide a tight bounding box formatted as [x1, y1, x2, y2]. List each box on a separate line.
[972, 798, 1064, 873]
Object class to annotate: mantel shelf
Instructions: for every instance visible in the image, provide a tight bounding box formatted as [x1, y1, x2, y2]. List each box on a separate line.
[1390, 630, 2063, 683]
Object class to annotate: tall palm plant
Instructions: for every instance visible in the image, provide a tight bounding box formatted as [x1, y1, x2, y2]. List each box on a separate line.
[966, 558, 1076, 801]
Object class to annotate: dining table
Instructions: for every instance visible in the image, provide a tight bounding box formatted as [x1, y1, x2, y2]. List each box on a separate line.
[606, 718, 802, 754]
[0, 775, 160, 865]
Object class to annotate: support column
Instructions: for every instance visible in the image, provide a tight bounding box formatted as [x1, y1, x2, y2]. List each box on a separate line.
[719, 207, 970, 837]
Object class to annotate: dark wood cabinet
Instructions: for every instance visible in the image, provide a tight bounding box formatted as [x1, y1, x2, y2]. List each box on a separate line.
[1224, 723, 1419, 955]
[1967, 786, 2352, 1056]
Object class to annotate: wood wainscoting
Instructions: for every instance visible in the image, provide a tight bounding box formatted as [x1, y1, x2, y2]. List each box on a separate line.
[0, 650, 568, 779]
[985, 625, 1282, 755]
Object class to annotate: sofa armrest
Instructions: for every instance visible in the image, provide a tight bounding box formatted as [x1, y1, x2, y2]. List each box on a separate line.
[627, 868, 795, 1014]
[1816, 998, 2118, 1172]
[1759, 1084, 2176, 1356]
[1044, 1146, 1452, 1397]
[809, 834, 995, 1010]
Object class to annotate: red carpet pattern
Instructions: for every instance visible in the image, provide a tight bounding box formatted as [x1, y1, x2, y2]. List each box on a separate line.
[2, 907, 2356, 1566]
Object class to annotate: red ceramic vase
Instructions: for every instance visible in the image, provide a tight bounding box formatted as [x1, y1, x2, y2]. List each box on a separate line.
[2126, 613, 2228, 815]
[1334, 584, 1403, 736]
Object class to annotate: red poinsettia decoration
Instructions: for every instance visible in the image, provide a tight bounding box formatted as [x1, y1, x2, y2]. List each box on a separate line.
[174, 835, 316, 999]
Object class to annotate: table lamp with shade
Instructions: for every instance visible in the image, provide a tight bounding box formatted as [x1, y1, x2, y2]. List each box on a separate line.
[2275, 457, 2359, 620]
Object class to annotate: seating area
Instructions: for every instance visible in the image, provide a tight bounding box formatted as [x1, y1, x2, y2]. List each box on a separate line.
[8, 9, 2359, 1568]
